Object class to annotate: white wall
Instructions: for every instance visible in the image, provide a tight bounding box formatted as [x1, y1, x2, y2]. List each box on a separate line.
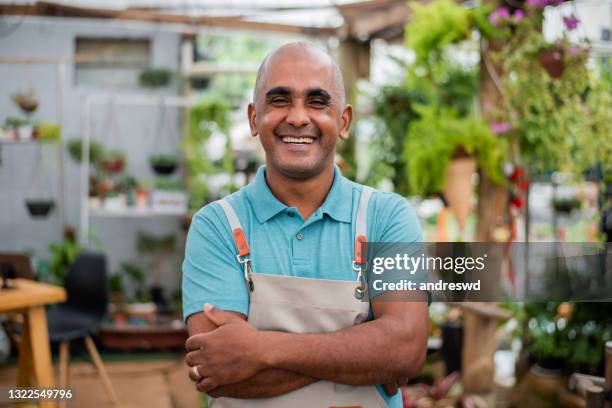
[0, 16, 185, 293]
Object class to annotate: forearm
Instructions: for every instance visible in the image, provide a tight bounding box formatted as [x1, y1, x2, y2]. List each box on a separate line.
[209, 369, 316, 399]
[258, 313, 426, 385]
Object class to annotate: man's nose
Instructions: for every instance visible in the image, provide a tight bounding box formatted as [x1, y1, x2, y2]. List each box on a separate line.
[285, 103, 309, 128]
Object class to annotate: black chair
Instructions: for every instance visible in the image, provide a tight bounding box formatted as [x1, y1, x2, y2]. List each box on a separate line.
[47, 251, 118, 405]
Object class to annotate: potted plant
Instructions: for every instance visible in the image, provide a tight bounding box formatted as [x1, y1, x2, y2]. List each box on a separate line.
[11, 90, 38, 115]
[138, 68, 173, 88]
[108, 273, 125, 307]
[37, 123, 61, 144]
[137, 232, 176, 313]
[403, 104, 507, 233]
[101, 149, 125, 174]
[46, 227, 80, 285]
[149, 154, 179, 175]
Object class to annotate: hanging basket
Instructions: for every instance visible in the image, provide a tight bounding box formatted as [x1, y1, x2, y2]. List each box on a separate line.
[101, 151, 125, 174]
[538, 49, 565, 78]
[150, 155, 178, 176]
[443, 151, 476, 234]
[25, 199, 55, 218]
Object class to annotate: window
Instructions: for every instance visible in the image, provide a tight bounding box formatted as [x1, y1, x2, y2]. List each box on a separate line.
[74, 38, 150, 87]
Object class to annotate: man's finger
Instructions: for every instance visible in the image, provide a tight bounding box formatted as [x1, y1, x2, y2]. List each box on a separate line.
[185, 333, 207, 352]
[196, 377, 217, 393]
[185, 350, 202, 366]
[203, 303, 242, 326]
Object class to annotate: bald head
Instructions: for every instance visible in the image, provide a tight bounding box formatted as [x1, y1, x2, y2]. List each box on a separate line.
[253, 42, 346, 107]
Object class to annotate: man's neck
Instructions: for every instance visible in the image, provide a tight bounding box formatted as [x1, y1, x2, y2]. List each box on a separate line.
[265, 163, 335, 221]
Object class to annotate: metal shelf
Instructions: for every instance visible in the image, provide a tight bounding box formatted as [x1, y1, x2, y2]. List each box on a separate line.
[89, 207, 187, 218]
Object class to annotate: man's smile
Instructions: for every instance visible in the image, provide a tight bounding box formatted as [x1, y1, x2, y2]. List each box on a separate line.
[280, 136, 316, 144]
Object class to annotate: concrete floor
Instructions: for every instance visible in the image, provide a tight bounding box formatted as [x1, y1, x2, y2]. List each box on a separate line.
[0, 358, 202, 408]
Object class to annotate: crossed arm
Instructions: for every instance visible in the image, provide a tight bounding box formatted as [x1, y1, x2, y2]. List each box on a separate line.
[185, 292, 428, 399]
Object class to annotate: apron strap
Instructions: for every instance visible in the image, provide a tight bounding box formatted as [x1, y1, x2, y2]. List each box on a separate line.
[354, 186, 373, 265]
[217, 200, 250, 258]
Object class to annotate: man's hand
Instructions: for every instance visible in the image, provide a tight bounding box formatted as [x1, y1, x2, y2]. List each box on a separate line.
[185, 304, 266, 392]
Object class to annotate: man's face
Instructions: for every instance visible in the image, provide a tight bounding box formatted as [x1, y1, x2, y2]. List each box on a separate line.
[248, 50, 352, 179]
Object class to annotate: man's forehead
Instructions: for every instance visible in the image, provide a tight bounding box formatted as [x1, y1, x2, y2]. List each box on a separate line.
[260, 55, 337, 92]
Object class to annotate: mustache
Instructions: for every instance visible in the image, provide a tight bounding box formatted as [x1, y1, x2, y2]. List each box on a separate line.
[273, 123, 320, 138]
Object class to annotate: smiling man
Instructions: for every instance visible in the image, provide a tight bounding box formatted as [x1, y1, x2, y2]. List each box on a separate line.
[182, 42, 428, 408]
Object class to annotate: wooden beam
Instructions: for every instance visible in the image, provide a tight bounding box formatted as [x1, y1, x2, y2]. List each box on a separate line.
[338, 0, 410, 40]
[0, 2, 337, 37]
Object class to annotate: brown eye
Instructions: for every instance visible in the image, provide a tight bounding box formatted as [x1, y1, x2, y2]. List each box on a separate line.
[309, 99, 327, 107]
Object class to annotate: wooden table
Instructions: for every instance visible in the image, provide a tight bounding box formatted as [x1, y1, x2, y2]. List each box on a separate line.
[0, 278, 66, 408]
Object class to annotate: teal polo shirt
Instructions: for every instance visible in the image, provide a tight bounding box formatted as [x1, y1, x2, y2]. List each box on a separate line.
[182, 165, 423, 407]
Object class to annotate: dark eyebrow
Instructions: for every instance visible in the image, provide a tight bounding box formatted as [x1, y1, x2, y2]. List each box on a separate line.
[265, 87, 291, 99]
[306, 88, 331, 102]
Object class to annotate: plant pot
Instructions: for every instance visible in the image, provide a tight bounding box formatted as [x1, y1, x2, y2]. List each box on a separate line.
[102, 158, 125, 174]
[443, 155, 476, 234]
[103, 194, 127, 211]
[17, 125, 33, 141]
[136, 189, 149, 209]
[539, 50, 565, 78]
[25, 199, 55, 217]
[527, 364, 564, 397]
[99, 321, 188, 351]
[151, 162, 177, 175]
[18, 100, 38, 114]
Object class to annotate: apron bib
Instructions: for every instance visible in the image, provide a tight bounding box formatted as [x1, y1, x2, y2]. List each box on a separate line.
[212, 188, 388, 408]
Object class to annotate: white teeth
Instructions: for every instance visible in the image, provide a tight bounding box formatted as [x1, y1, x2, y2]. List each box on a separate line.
[282, 137, 314, 144]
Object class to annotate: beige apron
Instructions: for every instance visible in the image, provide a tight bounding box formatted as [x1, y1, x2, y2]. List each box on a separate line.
[212, 187, 388, 408]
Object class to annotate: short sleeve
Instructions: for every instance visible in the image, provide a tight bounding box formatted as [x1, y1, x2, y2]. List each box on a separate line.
[182, 204, 250, 322]
[367, 192, 429, 301]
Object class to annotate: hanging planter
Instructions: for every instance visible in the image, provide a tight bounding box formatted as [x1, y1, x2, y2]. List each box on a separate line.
[101, 150, 125, 174]
[11, 90, 39, 115]
[443, 148, 476, 234]
[150, 154, 179, 176]
[538, 48, 565, 78]
[25, 199, 55, 218]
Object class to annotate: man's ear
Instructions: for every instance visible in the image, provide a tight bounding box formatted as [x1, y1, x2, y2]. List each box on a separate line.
[247, 103, 258, 137]
[339, 104, 353, 141]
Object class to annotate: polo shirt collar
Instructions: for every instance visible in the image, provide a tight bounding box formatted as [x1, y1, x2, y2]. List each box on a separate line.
[245, 164, 352, 224]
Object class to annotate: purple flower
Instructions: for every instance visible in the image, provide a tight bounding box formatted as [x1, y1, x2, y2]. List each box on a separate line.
[566, 46, 581, 57]
[563, 14, 580, 30]
[491, 122, 513, 134]
[488, 7, 511, 27]
[513, 10, 525, 22]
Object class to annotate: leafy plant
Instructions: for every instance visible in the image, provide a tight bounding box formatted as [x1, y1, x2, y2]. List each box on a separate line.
[184, 97, 233, 210]
[496, 11, 612, 175]
[403, 104, 507, 196]
[37, 123, 61, 144]
[4, 117, 31, 128]
[139, 68, 173, 88]
[405, 0, 498, 70]
[67, 138, 104, 164]
[108, 274, 124, 294]
[48, 227, 80, 285]
[120, 261, 149, 303]
[150, 154, 179, 167]
[524, 302, 612, 374]
[137, 232, 176, 253]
